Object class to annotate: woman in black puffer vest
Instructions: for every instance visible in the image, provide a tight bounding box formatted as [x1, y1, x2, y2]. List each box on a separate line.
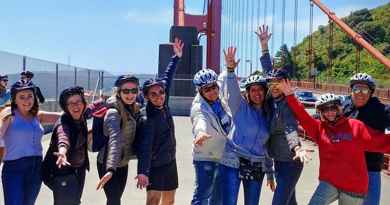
[42, 86, 89, 205]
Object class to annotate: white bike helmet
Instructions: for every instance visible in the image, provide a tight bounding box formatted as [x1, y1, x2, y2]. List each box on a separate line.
[193, 69, 218, 88]
[350, 72, 376, 91]
[315, 93, 341, 110]
[244, 74, 267, 89]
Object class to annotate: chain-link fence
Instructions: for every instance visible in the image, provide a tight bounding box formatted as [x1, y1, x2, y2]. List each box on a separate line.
[0, 50, 108, 110]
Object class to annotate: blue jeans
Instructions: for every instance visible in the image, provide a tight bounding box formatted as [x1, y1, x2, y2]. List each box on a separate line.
[191, 161, 222, 205]
[363, 171, 381, 205]
[309, 181, 364, 205]
[272, 160, 303, 205]
[219, 164, 264, 205]
[2, 156, 42, 205]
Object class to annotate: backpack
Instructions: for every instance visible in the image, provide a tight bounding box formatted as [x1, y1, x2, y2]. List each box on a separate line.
[81, 99, 109, 152]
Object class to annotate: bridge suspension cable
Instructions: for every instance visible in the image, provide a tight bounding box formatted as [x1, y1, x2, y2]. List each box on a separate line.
[264, 0, 268, 25]
[271, 0, 276, 56]
[281, 0, 286, 45]
[256, 0, 261, 70]
[293, 0, 298, 79]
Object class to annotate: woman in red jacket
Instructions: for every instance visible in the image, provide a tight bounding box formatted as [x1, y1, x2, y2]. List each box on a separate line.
[278, 80, 390, 205]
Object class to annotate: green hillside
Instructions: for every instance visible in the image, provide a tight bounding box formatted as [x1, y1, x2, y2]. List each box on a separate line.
[291, 3, 390, 87]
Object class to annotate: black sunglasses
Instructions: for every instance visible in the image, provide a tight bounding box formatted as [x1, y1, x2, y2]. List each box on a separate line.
[121, 88, 138, 94]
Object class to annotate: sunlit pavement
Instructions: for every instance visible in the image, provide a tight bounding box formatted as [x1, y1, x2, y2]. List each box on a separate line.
[1, 116, 390, 205]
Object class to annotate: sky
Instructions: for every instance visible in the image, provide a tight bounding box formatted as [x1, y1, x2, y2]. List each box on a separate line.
[0, 0, 388, 75]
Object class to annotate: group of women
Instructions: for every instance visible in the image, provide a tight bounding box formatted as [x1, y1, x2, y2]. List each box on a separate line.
[0, 23, 390, 205]
[190, 25, 390, 205]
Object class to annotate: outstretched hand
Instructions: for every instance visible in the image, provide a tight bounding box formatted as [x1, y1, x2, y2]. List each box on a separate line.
[293, 146, 314, 163]
[193, 132, 212, 147]
[277, 79, 294, 96]
[135, 174, 149, 190]
[172, 38, 184, 58]
[54, 147, 70, 169]
[223, 47, 240, 71]
[255, 25, 272, 50]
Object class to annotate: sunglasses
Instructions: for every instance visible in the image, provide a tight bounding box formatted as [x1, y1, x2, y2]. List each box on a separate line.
[321, 104, 339, 112]
[352, 87, 370, 95]
[121, 88, 138, 95]
[202, 84, 219, 93]
[149, 90, 165, 98]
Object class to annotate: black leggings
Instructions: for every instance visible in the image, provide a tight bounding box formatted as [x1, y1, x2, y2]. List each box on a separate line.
[97, 162, 128, 205]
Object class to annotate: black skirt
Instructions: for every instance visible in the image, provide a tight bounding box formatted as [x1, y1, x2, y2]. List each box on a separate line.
[147, 160, 178, 191]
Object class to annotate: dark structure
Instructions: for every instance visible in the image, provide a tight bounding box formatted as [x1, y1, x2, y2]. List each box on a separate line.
[158, 26, 203, 97]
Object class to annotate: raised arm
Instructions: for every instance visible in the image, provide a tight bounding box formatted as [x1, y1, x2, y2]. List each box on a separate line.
[218, 47, 243, 116]
[256, 25, 273, 74]
[279, 80, 320, 141]
[160, 38, 183, 97]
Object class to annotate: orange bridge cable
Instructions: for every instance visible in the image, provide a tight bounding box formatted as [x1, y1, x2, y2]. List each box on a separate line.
[310, 0, 390, 70]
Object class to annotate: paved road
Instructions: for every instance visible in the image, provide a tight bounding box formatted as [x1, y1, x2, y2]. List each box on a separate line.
[1, 116, 390, 204]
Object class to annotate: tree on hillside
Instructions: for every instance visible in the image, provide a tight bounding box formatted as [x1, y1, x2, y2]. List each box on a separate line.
[274, 44, 296, 78]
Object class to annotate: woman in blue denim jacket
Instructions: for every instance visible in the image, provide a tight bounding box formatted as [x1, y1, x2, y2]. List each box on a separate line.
[218, 47, 276, 205]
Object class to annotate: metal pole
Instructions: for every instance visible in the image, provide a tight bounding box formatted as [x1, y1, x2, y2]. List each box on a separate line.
[22, 56, 26, 71]
[87, 69, 91, 90]
[55, 64, 59, 111]
[101, 71, 104, 90]
[250, 61, 253, 74]
[74, 67, 77, 86]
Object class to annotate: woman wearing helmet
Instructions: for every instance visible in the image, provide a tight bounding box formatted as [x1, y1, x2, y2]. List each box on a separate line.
[95, 74, 143, 205]
[190, 68, 232, 205]
[217, 47, 275, 205]
[41, 86, 89, 205]
[0, 80, 60, 205]
[343, 73, 390, 205]
[278, 80, 390, 205]
[137, 38, 183, 205]
[257, 25, 308, 205]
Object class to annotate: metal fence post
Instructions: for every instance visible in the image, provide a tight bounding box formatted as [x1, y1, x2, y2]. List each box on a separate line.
[74, 67, 77, 86]
[101, 71, 104, 91]
[87, 69, 91, 90]
[22, 56, 26, 71]
[55, 64, 59, 111]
